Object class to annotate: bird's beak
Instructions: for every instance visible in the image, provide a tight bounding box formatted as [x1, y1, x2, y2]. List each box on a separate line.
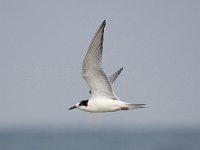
[68, 106, 77, 110]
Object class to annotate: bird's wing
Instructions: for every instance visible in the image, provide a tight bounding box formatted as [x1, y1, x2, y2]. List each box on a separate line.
[109, 67, 123, 84]
[89, 67, 123, 94]
[82, 20, 117, 99]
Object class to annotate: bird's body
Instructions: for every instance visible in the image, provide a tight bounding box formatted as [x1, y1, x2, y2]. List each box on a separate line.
[68, 20, 145, 112]
[79, 98, 144, 112]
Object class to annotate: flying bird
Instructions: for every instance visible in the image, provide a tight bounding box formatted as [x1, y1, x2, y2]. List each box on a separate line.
[68, 20, 145, 112]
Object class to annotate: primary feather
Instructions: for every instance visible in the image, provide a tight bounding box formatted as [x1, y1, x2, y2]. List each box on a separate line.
[82, 20, 116, 99]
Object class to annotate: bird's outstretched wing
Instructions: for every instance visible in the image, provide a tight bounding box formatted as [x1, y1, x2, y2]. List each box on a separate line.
[89, 67, 123, 94]
[109, 67, 123, 84]
[82, 20, 117, 99]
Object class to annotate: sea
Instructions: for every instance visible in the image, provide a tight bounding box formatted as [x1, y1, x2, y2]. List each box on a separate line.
[0, 128, 200, 150]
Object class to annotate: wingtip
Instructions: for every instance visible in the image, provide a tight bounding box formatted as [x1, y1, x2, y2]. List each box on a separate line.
[101, 20, 106, 28]
[95, 20, 106, 34]
[119, 67, 123, 73]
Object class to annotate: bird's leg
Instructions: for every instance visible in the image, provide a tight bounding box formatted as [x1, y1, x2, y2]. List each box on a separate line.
[121, 107, 128, 110]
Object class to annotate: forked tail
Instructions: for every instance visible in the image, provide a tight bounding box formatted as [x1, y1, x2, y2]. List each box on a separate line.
[125, 103, 146, 110]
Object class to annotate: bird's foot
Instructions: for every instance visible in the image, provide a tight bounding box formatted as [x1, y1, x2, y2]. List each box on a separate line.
[121, 107, 128, 110]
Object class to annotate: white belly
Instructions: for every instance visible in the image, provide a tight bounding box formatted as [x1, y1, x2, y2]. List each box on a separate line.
[85, 99, 124, 112]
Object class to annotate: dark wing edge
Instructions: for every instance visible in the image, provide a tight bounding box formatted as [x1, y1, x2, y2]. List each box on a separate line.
[109, 67, 123, 84]
[82, 20, 116, 98]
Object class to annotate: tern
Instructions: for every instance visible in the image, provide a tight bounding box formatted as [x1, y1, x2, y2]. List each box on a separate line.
[68, 20, 145, 112]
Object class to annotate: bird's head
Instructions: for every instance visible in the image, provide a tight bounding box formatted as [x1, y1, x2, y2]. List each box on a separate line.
[68, 100, 89, 111]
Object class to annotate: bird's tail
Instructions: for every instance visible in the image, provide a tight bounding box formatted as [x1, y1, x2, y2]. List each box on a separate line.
[125, 103, 146, 110]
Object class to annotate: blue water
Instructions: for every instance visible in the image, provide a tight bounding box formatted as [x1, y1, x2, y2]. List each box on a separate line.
[0, 128, 200, 150]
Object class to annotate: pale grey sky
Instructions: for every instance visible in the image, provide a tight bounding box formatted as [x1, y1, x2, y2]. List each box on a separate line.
[0, 0, 200, 129]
